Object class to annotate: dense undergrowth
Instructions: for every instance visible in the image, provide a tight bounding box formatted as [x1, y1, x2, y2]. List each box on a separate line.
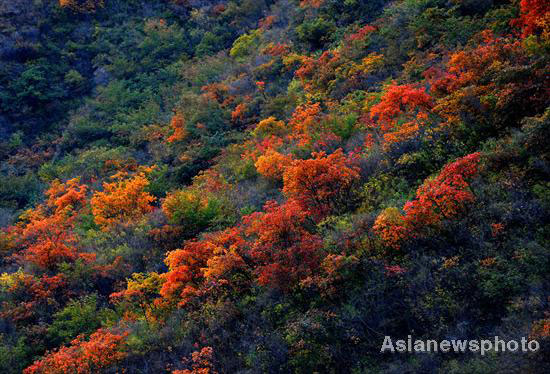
[0, 0, 549, 372]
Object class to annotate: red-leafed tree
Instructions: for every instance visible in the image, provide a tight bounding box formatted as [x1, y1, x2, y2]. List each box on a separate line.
[160, 228, 247, 307]
[367, 83, 433, 147]
[403, 152, 482, 226]
[243, 200, 322, 290]
[512, 0, 550, 38]
[374, 153, 483, 249]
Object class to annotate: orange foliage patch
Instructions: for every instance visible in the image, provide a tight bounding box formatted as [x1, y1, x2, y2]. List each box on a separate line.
[24, 328, 128, 374]
[255, 149, 294, 180]
[173, 347, 217, 374]
[231, 103, 247, 123]
[167, 113, 187, 143]
[14, 179, 91, 269]
[160, 228, 247, 306]
[283, 149, 360, 218]
[91, 169, 156, 229]
[367, 83, 433, 148]
[299, 0, 325, 8]
[288, 103, 324, 146]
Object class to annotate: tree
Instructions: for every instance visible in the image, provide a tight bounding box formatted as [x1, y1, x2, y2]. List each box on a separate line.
[255, 149, 293, 180]
[300, 0, 325, 8]
[110, 273, 164, 322]
[282, 149, 360, 218]
[367, 83, 433, 147]
[0, 272, 67, 326]
[403, 152, 482, 226]
[173, 347, 217, 374]
[161, 189, 222, 235]
[251, 117, 289, 139]
[24, 328, 128, 374]
[429, 31, 533, 129]
[166, 113, 187, 143]
[231, 103, 247, 124]
[512, 0, 550, 38]
[244, 200, 322, 290]
[47, 295, 102, 346]
[13, 179, 90, 270]
[91, 169, 156, 229]
[373, 207, 411, 250]
[288, 103, 323, 147]
[230, 30, 261, 61]
[160, 228, 247, 307]
[374, 153, 482, 249]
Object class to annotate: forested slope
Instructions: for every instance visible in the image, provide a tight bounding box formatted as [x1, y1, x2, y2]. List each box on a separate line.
[0, 0, 549, 372]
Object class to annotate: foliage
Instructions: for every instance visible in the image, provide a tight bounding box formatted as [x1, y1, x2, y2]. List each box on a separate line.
[374, 152, 483, 249]
[91, 169, 156, 229]
[1, 0, 549, 372]
[282, 149, 360, 218]
[512, 0, 550, 38]
[12, 179, 91, 270]
[23, 328, 128, 374]
[59, 0, 105, 13]
[244, 199, 322, 290]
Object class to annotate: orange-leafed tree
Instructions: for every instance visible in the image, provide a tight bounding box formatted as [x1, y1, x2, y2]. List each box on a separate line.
[299, 0, 325, 9]
[91, 168, 156, 229]
[24, 328, 128, 374]
[255, 149, 294, 180]
[446, 31, 524, 89]
[283, 149, 360, 218]
[13, 178, 91, 270]
[167, 112, 187, 143]
[231, 103, 247, 124]
[202, 227, 249, 283]
[373, 207, 411, 250]
[429, 31, 538, 129]
[288, 103, 324, 147]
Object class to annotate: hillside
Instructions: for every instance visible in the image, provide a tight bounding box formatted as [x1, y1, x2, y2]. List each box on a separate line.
[0, 0, 549, 373]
